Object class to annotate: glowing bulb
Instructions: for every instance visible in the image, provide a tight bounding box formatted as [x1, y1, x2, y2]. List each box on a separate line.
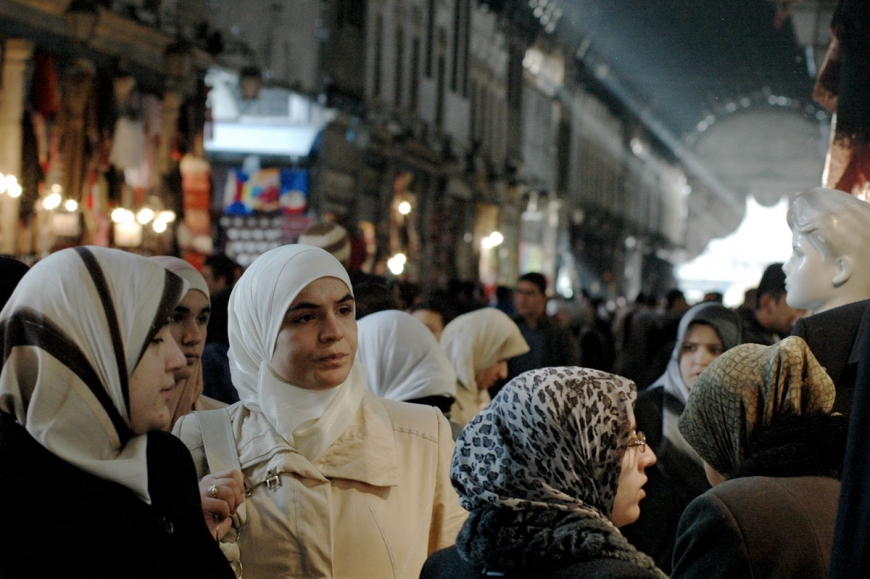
[489, 231, 504, 246]
[8, 183, 23, 198]
[387, 256, 405, 275]
[64, 199, 78, 211]
[51, 184, 62, 194]
[398, 201, 411, 215]
[111, 208, 134, 223]
[136, 208, 155, 224]
[393, 253, 406, 265]
[43, 192, 62, 210]
[482, 237, 493, 250]
[158, 210, 176, 223]
[153, 219, 167, 233]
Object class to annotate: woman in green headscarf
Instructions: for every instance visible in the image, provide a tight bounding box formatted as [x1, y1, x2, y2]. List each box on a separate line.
[672, 336, 846, 579]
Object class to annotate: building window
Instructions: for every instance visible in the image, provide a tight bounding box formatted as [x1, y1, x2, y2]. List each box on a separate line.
[395, 25, 405, 107]
[374, 13, 384, 98]
[425, 0, 435, 78]
[410, 36, 421, 111]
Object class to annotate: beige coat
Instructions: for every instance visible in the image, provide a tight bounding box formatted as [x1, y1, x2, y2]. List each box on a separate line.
[175, 392, 467, 579]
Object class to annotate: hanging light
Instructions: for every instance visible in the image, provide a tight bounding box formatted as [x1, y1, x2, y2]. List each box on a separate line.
[387, 253, 407, 275]
[65, 0, 99, 46]
[153, 220, 168, 233]
[64, 199, 79, 211]
[111, 208, 134, 223]
[397, 201, 411, 215]
[43, 192, 63, 210]
[136, 208, 155, 224]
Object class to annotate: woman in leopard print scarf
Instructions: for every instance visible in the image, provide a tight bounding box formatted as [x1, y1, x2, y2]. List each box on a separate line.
[421, 367, 666, 578]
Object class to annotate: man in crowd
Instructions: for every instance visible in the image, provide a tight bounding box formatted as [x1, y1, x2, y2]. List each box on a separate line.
[507, 272, 580, 384]
[737, 263, 803, 346]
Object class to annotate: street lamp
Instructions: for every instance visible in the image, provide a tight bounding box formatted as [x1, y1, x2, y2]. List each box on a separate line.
[65, 0, 99, 46]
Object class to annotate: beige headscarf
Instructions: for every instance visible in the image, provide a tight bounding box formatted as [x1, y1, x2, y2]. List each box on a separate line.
[0, 247, 187, 503]
[679, 336, 836, 478]
[441, 308, 530, 424]
[150, 256, 211, 426]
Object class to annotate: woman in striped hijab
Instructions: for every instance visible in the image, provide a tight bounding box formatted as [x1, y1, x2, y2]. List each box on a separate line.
[0, 247, 233, 578]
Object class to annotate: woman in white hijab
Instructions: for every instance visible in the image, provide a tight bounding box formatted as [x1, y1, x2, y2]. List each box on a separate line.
[357, 309, 460, 436]
[174, 244, 466, 579]
[150, 256, 226, 425]
[440, 308, 530, 426]
[0, 247, 233, 578]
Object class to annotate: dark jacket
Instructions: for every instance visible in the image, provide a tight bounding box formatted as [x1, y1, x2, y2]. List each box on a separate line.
[672, 476, 839, 579]
[622, 386, 710, 573]
[421, 546, 662, 579]
[672, 414, 846, 579]
[831, 298, 870, 578]
[0, 412, 233, 579]
[508, 314, 581, 380]
[736, 306, 779, 346]
[421, 507, 664, 579]
[791, 298, 870, 415]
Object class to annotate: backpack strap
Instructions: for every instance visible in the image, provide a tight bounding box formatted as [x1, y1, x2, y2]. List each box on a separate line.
[197, 408, 242, 475]
[194, 408, 245, 578]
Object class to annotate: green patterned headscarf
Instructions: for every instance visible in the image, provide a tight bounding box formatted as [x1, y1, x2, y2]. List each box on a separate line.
[678, 336, 836, 478]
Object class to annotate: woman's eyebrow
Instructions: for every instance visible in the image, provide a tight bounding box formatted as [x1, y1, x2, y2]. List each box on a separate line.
[286, 294, 354, 312]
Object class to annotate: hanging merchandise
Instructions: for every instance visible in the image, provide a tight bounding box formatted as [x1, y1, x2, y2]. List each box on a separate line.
[19, 111, 44, 222]
[180, 154, 213, 266]
[223, 167, 309, 215]
[109, 76, 145, 173]
[32, 51, 59, 119]
[56, 59, 99, 202]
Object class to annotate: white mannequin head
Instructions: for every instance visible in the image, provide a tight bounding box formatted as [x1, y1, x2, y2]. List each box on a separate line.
[784, 188, 870, 313]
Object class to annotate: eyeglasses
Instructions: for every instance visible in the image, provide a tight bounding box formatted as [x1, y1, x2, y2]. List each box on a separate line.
[620, 431, 646, 455]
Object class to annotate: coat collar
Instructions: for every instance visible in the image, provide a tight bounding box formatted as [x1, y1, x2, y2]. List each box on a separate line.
[235, 392, 400, 488]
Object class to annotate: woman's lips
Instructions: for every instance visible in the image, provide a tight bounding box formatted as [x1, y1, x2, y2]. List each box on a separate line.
[319, 353, 348, 366]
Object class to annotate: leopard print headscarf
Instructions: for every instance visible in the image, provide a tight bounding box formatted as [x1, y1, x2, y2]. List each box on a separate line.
[679, 336, 836, 478]
[451, 367, 636, 523]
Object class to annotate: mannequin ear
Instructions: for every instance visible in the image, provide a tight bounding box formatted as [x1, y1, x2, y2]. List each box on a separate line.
[832, 257, 853, 288]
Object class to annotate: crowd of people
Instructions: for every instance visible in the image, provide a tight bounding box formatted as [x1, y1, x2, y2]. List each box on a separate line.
[2, 188, 869, 578]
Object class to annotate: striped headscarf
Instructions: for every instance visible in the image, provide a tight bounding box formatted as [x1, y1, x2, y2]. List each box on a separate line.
[0, 247, 186, 502]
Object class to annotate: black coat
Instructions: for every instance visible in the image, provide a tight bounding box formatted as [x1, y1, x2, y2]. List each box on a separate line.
[421, 545, 662, 579]
[671, 476, 839, 579]
[831, 298, 870, 578]
[621, 386, 709, 573]
[0, 412, 233, 579]
[672, 414, 846, 579]
[791, 298, 870, 415]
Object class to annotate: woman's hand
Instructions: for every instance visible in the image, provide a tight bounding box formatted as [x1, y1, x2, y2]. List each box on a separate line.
[199, 469, 246, 541]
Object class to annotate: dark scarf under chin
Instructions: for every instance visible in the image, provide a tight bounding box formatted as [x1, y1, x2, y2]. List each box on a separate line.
[456, 507, 666, 577]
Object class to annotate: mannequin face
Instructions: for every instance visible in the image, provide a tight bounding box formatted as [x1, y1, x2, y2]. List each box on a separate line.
[783, 231, 840, 312]
[271, 277, 357, 390]
[679, 323, 724, 390]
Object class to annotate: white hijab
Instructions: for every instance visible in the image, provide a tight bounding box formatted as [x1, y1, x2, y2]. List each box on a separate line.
[357, 310, 457, 401]
[440, 308, 530, 394]
[0, 247, 187, 503]
[228, 244, 365, 460]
